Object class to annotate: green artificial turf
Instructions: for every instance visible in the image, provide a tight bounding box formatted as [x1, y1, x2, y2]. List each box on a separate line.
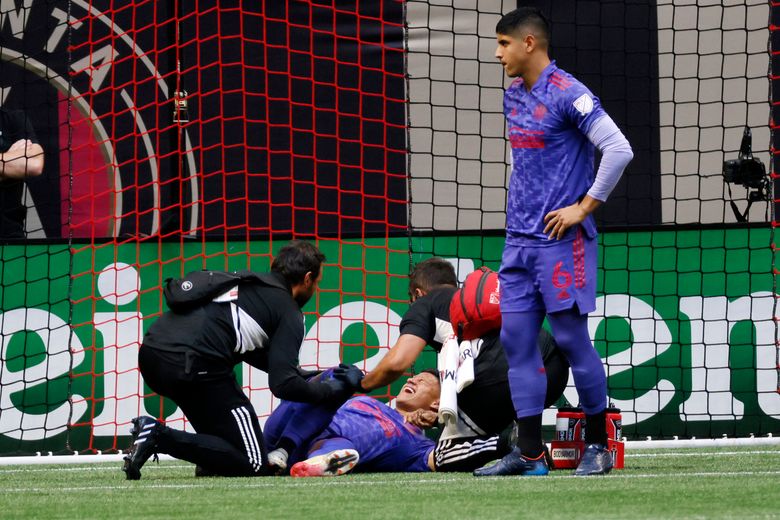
[0, 445, 777, 519]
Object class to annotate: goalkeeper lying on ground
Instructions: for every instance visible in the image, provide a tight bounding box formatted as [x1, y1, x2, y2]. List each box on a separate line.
[263, 368, 446, 475]
[264, 258, 570, 475]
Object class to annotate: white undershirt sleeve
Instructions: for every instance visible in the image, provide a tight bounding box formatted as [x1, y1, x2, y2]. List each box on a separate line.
[585, 115, 634, 202]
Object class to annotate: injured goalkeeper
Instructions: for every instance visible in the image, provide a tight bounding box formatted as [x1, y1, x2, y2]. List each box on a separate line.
[264, 367, 535, 476]
[359, 257, 570, 472]
[263, 368, 444, 475]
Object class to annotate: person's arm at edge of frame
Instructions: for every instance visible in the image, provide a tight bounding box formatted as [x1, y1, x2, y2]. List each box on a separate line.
[0, 139, 44, 180]
[359, 334, 427, 391]
[542, 115, 634, 240]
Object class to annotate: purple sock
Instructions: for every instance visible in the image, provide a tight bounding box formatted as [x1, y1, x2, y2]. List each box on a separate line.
[308, 436, 356, 458]
[500, 311, 547, 417]
[264, 368, 343, 455]
[265, 400, 341, 457]
[262, 399, 294, 448]
[547, 308, 607, 415]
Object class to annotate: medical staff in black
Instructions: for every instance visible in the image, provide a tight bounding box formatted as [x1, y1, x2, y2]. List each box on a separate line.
[123, 240, 354, 479]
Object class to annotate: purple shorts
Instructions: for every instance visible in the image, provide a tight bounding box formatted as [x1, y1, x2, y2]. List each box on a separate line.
[499, 228, 597, 314]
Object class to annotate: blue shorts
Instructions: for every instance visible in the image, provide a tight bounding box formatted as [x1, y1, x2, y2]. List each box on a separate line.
[499, 228, 597, 314]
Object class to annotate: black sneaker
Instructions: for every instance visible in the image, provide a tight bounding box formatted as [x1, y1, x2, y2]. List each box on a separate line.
[473, 447, 549, 477]
[194, 465, 215, 478]
[574, 443, 613, 476]
[122, 416, 162, 480]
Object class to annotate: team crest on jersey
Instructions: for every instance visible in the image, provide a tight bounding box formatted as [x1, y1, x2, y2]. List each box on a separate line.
[572, 94, 594, 116]
[533, 104, 547, 120]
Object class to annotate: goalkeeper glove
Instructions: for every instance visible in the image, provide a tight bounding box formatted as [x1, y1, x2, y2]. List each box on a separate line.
[323, 376, 351, 398]
[332, 363, 365, 391]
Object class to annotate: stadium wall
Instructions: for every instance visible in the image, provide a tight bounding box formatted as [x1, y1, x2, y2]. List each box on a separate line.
[0, 228, 777, 454]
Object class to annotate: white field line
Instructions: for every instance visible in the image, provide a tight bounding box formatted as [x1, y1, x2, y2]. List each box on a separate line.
[3, 438, 778, 466]
[0, 464, 193, 474]
[0, 449, 778, 473]
[625, 450, 780, 458]
[1, 470, 779, 494]
[0, 454, 175, 466]
[625, 437, 779, 449]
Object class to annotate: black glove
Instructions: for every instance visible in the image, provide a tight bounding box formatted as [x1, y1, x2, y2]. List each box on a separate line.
[323, 376, 351, 398]
[332, 363, 365, 391]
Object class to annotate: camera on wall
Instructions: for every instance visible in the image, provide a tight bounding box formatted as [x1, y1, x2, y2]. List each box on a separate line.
[722, 127, 769, 222]
[722, 127, 766, 189]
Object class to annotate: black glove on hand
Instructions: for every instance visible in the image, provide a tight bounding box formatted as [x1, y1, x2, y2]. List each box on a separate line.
[323, 376, 351, 398]
[332, 363, 365, 391]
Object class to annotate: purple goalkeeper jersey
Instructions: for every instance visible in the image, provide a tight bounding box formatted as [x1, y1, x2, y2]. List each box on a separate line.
[504, 61, 606, 243]
[316, 396, 434, 472]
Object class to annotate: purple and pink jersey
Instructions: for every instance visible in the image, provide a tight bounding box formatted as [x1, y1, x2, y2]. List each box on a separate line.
[266, 393, 434, 473]
[504, 60, 606, 244]
[310, 396, 434, 473]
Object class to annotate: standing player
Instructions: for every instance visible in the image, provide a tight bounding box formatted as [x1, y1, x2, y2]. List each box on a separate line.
[122, 240, 355, 479]
[475, 8, 633, 477]
[265, 370, 441, 476]
[360, 257, 569, 472]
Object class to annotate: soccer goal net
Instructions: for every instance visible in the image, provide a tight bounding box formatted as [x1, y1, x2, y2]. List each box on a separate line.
[0, 1, 776, 457]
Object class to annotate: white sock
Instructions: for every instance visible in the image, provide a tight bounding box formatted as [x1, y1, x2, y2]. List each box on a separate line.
[267, 448, 289, 469]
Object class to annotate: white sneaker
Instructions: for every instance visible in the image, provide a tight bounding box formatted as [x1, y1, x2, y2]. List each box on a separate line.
[267, 448, 289, 472]
[290, 449, 359, 477]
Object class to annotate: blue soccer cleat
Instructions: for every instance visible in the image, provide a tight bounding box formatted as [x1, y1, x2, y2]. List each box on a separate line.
[122, 416, 162, 480]
[574, 443, 613, 476]
[473, 447, 550, 477]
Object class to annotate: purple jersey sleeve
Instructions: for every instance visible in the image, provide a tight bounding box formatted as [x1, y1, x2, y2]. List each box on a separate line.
[559, 82, 605, 136]
[320, 396, 434, 472]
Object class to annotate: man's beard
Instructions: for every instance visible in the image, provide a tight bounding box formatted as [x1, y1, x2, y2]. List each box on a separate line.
[295, 291, 312, 308]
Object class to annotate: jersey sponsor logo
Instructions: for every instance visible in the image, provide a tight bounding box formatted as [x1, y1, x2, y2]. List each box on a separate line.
[573, 94, 594, 115]
[508, 127, 545, 149]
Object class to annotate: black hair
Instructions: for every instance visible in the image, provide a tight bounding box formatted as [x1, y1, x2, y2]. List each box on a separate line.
[495, 7, 550, 42]
[271, 239, 326, 285]
[420, 368, 440, 381]
[409, 257, 458, 294]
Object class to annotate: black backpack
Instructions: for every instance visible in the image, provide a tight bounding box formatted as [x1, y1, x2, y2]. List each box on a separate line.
[162, 269, 287, 312]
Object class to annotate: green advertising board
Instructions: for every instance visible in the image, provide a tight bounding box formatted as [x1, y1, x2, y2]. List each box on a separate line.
[0, 228, 778, 455]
